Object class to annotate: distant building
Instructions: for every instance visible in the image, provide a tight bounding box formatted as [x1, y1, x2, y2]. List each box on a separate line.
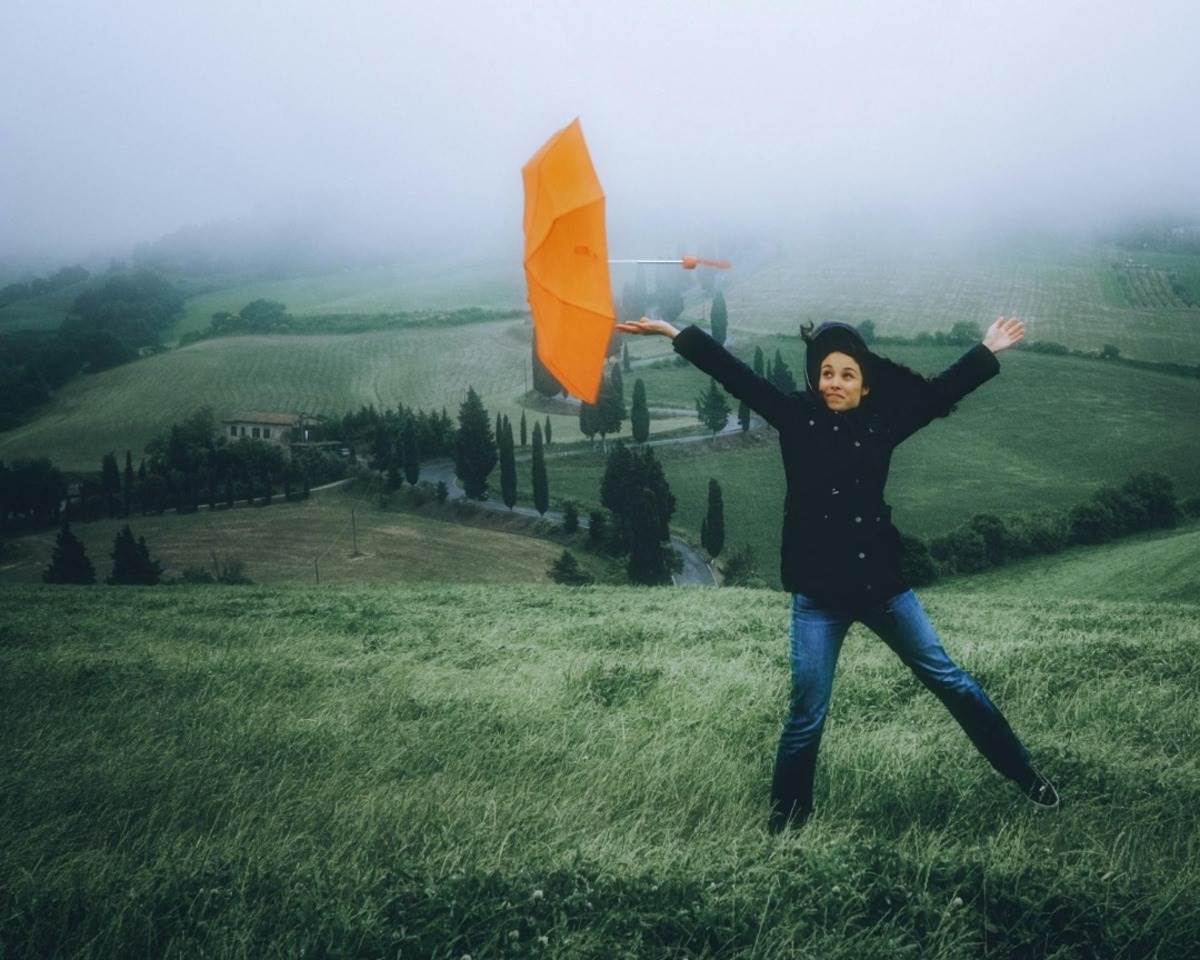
[220, 411, 324, 456]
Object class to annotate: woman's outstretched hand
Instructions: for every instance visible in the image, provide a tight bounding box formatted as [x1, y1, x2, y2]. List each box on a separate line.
[615, 316, 679, 340]
[983, 316, 1025, 354]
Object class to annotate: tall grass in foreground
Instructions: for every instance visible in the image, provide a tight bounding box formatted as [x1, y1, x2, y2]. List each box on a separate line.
[2, 583, 1198, 958]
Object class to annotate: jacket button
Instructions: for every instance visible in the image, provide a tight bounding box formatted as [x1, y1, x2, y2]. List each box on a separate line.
[854, 516, 862, 523]
[866, 584, 872, 590]
[854, 441, 861, 447]
[876, 515, 880, 521]
[833, 425, 838, 431]
[823, 514, 828, 519]
[831, 488, 839, 495]
[858, 552, 866, 559]
[809, 419, 814, 426]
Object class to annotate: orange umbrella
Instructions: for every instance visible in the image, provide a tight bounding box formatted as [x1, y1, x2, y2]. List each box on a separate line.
[522, 118, 614, 404]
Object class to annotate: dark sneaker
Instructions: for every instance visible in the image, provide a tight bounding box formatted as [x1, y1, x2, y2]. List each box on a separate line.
[1018, 767, 1060, 809]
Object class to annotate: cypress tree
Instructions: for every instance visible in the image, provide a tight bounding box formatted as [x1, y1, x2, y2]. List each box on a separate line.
[704, 478, 725, 557]
[544, 415, 552, 445]
[262, 465, 273, 506]
[123, 450, 134, 517]
[531, 421, 549, 515]
[770, 350, 797, 393]
[579, 400, 598, 446]
[753, 345, 765, 376]
[520, 410, 528, 448]
[696, 378, 732, 439]
[626, 487, 673, 585]
[100, 452, 120, 518]
[387, 452, 402, 491]
[631, 378, 650, 444]
[500, 416, 517, 509]
[738, 398, 751, 432]
[495, 413, 503, 455]
[224, 471, 235, 508]
[597, 369, 626, 449]
[135, 535, 163, 585]
[138, 460, 147, 516]
[562, 500, 579, 533]
[710, 292, 728, 345]
[302, 469, 311, 498]
[622, 342, 632, 372]
[454, 386, 497, 499]
[403, 420, 421, 485]
[600, 441, 635, 520]
[42, 519, 96, 584]
[107, 524, 162, 585]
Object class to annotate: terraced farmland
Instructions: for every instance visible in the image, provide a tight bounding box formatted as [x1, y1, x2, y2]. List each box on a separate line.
[720, 240, 1200, 364]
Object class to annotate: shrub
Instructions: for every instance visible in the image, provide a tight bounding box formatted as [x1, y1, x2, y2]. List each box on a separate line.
[898, 533, 937, 586]
[929, 528, 989, 575]
[1120, 471, 1180, 529]
[1182, 495, 1200, 518]
[561, 500, 580, 534]
[548, 550, 593, 586]
[721, 544, 766, 588]
[1069, 500, 1116, 544]
[1011, 510, 1070, 555]
[587, 510, 608, 548]
[435, 480, 449, 503]
[967, 513, 1022, 566]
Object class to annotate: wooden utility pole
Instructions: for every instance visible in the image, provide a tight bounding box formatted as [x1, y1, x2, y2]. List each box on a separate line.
[350, 506, 360, 556]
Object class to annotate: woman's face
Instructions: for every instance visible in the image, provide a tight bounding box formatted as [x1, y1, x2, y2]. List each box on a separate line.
[819, 351, 869, 411]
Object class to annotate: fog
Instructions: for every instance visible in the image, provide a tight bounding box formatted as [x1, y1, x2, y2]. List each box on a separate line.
[2, 0, 1199, 269]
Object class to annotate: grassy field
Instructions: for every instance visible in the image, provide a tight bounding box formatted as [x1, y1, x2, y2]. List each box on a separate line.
[720, 238, 1200, 364]
[172, 259, 527, 342]
[2, 575, 1197, 958]
[0, 482, 618, 588]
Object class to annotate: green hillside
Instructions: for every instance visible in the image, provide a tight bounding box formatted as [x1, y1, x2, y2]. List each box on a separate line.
[172, 258, 526, 342]
[940, 519, 1200, 603]
[2, 581, 1196, 958]
[0, 482, 615, 587]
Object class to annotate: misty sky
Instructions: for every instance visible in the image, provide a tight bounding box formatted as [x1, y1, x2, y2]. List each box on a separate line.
[2, 0, 1199, 265]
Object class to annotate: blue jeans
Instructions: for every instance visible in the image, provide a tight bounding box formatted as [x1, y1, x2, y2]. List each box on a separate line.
[777, 588, 1032, 784]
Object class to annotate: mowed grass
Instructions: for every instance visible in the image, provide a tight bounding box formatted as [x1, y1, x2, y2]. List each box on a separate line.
[0, 483, 615, 587]
[0, 319, 541, 470]
[1, 580, 1197, 958]
[941, 520, 1200, 604]
[173, 258, 526, 342]
[721, 239, 1200, 363]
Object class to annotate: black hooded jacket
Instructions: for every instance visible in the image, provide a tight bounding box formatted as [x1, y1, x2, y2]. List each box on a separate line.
[671, 322, 1001, 612]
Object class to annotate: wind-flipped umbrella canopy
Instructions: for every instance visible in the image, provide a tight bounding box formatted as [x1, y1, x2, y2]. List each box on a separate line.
[522, 118, 614, 404]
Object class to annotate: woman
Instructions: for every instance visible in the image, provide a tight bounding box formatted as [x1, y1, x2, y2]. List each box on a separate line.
[615, 313, 1059, 833]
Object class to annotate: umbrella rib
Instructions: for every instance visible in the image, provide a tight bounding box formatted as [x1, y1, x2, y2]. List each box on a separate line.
[524, 195, 606, 278]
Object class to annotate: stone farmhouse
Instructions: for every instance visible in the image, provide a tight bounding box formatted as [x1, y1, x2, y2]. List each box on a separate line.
[220, 411, 328, 457]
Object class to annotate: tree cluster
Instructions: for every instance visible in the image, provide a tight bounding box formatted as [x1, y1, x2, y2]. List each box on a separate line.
[598, 441, 678, 585]
[41, 520, 165, 586]
[0, 264, 90, 308]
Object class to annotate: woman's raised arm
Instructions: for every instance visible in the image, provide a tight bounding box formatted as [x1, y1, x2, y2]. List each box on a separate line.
[616, 317, 799, 430]
[888, 316, 1025, 443]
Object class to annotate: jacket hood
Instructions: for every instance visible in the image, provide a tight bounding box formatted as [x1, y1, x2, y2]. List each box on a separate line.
[800, 320, 962, 420]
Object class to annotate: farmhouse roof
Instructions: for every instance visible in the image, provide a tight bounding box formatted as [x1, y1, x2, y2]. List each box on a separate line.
[221, 411, 303, 426]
